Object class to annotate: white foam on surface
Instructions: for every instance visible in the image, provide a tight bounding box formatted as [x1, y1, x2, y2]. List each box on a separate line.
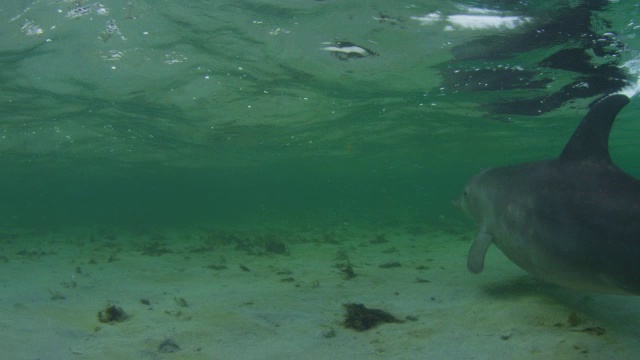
[617, 58, 640, 98]
[412, 7, 531, 31]
[410, 12, 442, 25]
[456, 5, 502, 15]
[446, 15, 531, 30]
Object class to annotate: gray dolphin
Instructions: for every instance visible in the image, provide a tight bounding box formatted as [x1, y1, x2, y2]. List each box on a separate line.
[458, 94, 640, 294]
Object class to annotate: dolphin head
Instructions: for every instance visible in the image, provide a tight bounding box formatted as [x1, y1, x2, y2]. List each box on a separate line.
[456, 168, 500, 274]
[456, 169, 492, 224]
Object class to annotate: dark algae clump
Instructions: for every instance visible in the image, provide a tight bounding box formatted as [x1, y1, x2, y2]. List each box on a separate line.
[343, 303, 402, 331]
[98, 304, 128, 323]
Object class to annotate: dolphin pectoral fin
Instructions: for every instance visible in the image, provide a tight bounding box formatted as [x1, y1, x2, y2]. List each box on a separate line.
[467, 232, 493, 274]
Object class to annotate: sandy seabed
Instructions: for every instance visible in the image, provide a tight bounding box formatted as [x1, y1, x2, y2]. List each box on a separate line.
[1, 224, 639, 360]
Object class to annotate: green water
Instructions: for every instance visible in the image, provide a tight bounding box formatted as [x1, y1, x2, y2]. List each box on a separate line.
[2, 0, 640, 231]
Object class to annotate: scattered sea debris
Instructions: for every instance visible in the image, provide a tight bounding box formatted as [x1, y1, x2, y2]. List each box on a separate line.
[207, 264, 228, 270]
[275, 269, 293, 275]
[204, 230, 291, 255]
[340, 264, 356, 279]
[48, 289, 65, 300]
[405, 315, 419, 322]
[500, 331, 515, 340]
[370, 234, 388, 244]
[61, 279, 77, 288]
[158, 338, 181, 353]
[319, 327, 336, 339]
[565, 312, 606, 336]
[252, 233, 289, 255]
[164, 310, 192, 321]
[95, 228, 117, 241]
[107, 252, 119, 262]
[315, 232, 341, 244]
[264, 238, 288, 255]
[174, 297, 189, 308]
[16, 249, 53, 259]
[379, 261, 401, 268]
[140, 241, 173, 256]
[568, 312, 583, 327]
[571, 327, 607, 336]
[335, 250, 357, 279]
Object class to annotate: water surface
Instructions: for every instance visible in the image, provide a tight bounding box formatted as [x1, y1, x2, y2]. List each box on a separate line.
[2, 0, 639, 230]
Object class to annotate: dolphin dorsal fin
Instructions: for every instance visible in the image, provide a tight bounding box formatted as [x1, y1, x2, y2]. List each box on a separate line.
[559, 94, 630, 163]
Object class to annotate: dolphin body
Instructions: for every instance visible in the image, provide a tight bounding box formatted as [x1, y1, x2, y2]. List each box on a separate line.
[459, 94, 640, 295]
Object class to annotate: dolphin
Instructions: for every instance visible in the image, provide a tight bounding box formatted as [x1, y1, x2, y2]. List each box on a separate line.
[458, 94, 640, 295]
